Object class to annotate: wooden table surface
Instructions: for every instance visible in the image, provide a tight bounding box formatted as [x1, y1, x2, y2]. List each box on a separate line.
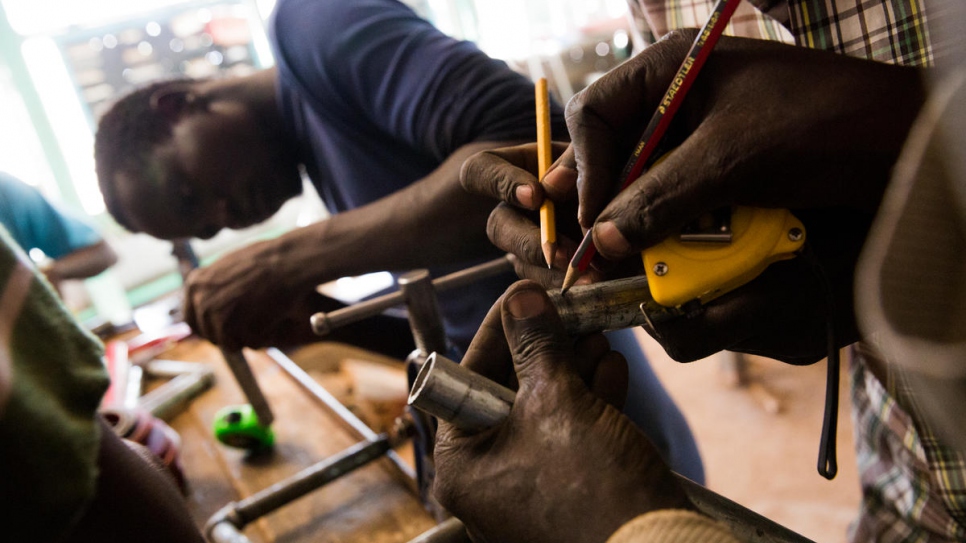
[152, 337, 437, 543]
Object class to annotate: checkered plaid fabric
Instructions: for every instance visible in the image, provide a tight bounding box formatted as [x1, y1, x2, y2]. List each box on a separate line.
[787, 0, 933, 65]
[630, 0, 794, 43]
[631, 0, 933, 65]
[851, 345, 966, 542]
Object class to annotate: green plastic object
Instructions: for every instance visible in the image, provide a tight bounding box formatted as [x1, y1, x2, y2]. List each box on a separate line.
[212, 404, 275, 451]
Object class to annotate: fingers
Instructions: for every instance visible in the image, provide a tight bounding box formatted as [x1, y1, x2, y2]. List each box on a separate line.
[541, 144, 578, 202]
[574, 334, 628, 409]
[567, 30, 699, 229]
[591, 125, 735, 259]
[485, 204, 569, 285]
[460, 144, 546, 210]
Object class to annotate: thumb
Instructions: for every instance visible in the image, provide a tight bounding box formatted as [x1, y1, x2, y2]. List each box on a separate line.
[500, 281, 577, 388]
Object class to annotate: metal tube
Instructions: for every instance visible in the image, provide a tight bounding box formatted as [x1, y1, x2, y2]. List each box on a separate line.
[409, 353, 514, 431]
[408, 353, 813, 543]
[398, 270, 449, 357]
[547, 275, 677, 335]
[311, 255, 514, 336]
[138, 365, 215, 421]
[207, 521, 253, 543]
[221, 349, 274, 426]
[405, 517, 472, 543]
[266, 348, 417, 484]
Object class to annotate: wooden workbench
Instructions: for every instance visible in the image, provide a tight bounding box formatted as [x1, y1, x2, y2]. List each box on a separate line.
[153, 337, 437, 543]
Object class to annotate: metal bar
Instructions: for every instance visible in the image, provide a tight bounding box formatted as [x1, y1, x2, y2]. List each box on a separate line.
[138, 365, 215, 421]
[265, 348, 417, 484]
[398, 270, 449, 357]
[408, 353, 814, 543]
[207, 521, 253, 543]
[405, 517, 472, 543]
[221, 349, 274, 426]
[311, 255, 514, 336]
[204, 421, 413, 541]
[547, 275, 677, 334]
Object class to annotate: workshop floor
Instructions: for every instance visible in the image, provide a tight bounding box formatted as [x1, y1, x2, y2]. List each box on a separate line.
[637, 329, 861, 542]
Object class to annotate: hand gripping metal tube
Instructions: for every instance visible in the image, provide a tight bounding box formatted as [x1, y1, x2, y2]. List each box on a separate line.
[408, 352, 814, 543]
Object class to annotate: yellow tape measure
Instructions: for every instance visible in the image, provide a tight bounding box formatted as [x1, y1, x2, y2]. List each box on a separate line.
[642, 206, 806, 307]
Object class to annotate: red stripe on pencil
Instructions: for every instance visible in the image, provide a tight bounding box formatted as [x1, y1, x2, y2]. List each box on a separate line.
[561, 0, 741, 292]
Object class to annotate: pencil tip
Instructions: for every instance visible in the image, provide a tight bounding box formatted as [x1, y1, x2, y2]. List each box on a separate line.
[560, 266, 579, 294]
[543, 242, 557, 269]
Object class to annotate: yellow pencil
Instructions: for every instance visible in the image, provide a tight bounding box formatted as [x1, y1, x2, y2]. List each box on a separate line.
[535, 78, 556, 268]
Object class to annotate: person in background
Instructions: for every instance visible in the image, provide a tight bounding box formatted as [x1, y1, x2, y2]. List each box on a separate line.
[0, 226, 203, 542]
[456, 0, 966, 540]
[92, 0, 703, 481]
[0, 171, 117, 295]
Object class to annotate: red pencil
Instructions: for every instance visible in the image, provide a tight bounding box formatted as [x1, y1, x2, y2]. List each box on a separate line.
[561, 0, 741, 292]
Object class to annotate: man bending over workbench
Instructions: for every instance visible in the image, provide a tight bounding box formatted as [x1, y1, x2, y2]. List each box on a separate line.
[93, 0, 704, 481]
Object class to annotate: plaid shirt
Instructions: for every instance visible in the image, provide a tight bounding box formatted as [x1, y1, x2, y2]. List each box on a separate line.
[627, 1, 959, 540]
[631, 0, 932, 65]
[851, 345, 966, 542]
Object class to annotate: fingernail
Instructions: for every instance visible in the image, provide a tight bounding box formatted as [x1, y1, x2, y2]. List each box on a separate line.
[594, 222, 631, 257]
[506, 288, 547, 319]
[515, 185, 535, 208]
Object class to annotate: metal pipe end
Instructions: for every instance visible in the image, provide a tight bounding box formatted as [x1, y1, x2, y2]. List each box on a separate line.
[407, 352, 439, 407]
[310, 312, 331, 336]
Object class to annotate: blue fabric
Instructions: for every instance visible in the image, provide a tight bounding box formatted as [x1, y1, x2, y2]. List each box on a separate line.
[0, 172, 102, 260]
[269, 0, 703, 482]
[271, 0, 548, 351]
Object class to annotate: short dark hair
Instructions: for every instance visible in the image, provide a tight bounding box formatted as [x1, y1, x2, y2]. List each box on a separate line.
[94, 78, 193, 231]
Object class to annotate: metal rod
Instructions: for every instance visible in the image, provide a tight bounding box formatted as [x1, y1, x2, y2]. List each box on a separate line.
[405, 517, 472, 543]
[266, 348, 417, 484]
[408, 353, 814, 543]
[311, 255, 514, 336]
[399, 271, 449, 357]
[547, 275, 677, 335]
[138, 365, 215, 421]
[221, 349, 274, 426]
[205, 420, 414, 541]
[207, 521, 252, 543]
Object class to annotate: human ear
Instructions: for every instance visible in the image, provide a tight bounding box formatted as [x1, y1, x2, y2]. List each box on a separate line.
[150, 85, 200, 122]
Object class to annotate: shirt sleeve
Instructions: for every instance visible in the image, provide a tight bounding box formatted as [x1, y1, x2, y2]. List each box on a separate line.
[270, 0, 558, 162]
[607, 510, 742, 543]
[0, 228, 110, 540]
[0, 173, 103, 260]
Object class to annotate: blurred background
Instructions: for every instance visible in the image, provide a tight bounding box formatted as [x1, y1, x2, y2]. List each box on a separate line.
[0, 0, 636, 325]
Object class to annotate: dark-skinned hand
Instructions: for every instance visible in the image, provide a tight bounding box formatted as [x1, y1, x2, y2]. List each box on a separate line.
[181, 239, 417, 357]
[461, 30, 926, 364]
[432, 281, 693, 543]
